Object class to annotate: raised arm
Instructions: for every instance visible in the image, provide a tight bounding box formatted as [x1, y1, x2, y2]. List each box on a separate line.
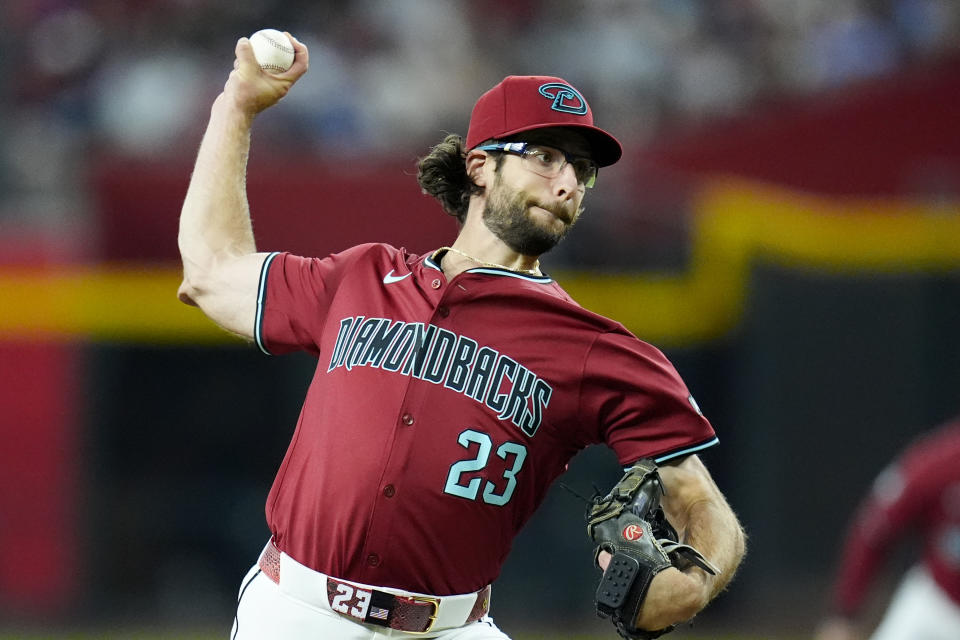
[177, 33, 309, 338]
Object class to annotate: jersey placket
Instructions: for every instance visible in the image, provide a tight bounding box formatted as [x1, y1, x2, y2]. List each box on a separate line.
[356, 268, 463, 583]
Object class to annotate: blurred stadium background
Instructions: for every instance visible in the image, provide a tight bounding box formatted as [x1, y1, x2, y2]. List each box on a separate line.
[2, 0, 959, 638]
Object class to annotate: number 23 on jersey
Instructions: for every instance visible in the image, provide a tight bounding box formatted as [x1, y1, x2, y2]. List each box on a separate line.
[443, 429, 528, 506]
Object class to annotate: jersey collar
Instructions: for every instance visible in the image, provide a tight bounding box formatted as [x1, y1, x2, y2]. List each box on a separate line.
[424, 250, 554, 283]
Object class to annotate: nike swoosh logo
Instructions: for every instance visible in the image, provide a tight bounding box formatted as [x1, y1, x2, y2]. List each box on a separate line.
[382, 270, 412, 284]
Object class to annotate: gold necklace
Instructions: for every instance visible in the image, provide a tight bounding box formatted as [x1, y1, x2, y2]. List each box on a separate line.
[436, 246, 541, 275]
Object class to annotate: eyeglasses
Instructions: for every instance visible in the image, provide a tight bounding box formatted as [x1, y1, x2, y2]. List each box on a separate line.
[475, 142, 599, 188]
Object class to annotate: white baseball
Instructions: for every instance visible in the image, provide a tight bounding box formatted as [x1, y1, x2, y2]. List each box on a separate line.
[249, 29, 295, 73]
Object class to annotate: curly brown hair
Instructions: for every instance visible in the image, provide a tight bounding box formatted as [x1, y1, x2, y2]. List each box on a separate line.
[417, 134, 499, 224]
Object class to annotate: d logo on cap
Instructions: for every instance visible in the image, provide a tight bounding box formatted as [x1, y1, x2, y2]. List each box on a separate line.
[465, 75, 623, 167]
[538, 83, 588, 115]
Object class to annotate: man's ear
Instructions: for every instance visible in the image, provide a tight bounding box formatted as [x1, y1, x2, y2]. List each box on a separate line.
[465, 150, 490, 189]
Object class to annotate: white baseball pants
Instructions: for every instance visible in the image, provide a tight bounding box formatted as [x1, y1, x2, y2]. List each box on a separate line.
[869, 564, 960, 640]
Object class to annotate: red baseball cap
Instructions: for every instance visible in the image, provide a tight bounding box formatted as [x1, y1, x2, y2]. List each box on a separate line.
[466, 75, 622, 167]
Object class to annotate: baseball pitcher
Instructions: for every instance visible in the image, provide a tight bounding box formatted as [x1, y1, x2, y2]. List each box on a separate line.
[177, 32, 746, 640]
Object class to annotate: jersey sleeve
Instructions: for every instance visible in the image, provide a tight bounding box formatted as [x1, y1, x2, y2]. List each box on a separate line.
[579, 330, 717, 465]
[255, 247, 367, 356]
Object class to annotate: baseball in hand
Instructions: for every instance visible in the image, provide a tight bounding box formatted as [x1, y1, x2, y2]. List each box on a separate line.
[249, 29, 295, 73]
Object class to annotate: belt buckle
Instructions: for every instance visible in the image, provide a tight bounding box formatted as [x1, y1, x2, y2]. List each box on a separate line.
[407, 595, 440, 634]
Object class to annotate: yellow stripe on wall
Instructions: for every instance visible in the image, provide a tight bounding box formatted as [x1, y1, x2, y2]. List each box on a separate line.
[1, 179, 958, 345]
[0, 266, 241, 343]
[555, 180, 960, 345]
[702, 180, 960, 270]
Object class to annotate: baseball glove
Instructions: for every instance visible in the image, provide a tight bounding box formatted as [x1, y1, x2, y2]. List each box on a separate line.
[586, 459, 719, 640]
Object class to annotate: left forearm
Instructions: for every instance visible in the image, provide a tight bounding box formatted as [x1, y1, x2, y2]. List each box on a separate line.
[679, 492, 746, 599]
[592, 454, 746, 633]
[660, 455, 746, 602]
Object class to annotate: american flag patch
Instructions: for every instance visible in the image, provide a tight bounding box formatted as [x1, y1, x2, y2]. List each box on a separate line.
[368, 606, 389, 621]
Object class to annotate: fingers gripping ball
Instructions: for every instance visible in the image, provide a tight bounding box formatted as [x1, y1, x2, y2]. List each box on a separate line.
[249, 29, 295, 73]
[586, 459, 719, 640]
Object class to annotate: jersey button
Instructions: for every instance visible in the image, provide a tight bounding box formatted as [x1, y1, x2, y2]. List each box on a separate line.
[383, 484, 396, 498]
[437, 306, 449, 318]
[367, 553, 380, 567]
[401, 413, 414, 426]
[431, 278, 442, 289]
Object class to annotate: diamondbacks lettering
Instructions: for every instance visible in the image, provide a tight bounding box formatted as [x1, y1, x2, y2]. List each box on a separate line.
[328, 316, 552, 437]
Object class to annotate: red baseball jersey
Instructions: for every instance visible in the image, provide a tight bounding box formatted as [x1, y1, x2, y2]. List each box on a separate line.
[832, 418, 960, 615]
[255, 243, 717, 596]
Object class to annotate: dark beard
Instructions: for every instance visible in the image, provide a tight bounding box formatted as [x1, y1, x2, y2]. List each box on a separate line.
[481, 183, 576, 256]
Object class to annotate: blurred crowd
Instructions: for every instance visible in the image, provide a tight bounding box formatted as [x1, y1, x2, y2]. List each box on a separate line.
[1, 0, 958, 233]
